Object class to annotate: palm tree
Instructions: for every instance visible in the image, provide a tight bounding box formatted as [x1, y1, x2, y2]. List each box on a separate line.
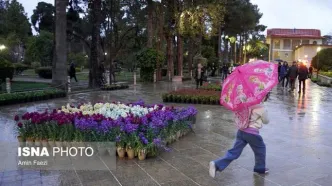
[52, 0, 68, 89]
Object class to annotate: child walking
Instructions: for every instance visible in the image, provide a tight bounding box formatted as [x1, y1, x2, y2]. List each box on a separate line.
[209, 95, 270, 178]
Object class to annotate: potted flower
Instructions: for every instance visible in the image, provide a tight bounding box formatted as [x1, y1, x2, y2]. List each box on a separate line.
[136, 141, 147, 161]
[126, 134, 137, 160]
[17, 122, 25, 146]
[115, 135, 126, 158]
[47, 122, 58, 147]
[162, 94, 168, 102]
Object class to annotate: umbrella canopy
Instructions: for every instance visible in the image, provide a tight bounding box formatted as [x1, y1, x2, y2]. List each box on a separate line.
[220, 60, 278, 111]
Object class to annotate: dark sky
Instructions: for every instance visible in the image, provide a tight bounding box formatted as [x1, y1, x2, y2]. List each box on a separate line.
[19, 0, 332, 35]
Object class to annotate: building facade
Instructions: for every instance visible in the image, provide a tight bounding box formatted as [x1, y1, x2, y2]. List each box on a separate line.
[266, 29, 323, 63]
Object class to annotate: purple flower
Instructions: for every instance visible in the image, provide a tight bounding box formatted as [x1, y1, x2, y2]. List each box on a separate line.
[153, 138, 162, 146]
[116, 136, 121, 142]
[124, 123, 138, 134]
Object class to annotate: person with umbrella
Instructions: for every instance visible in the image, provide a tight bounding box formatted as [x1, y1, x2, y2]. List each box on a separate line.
[209, 60, 278, 178]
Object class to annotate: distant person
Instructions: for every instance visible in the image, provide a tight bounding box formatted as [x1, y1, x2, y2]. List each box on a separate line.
[309, 66, 313, 78]
[280, 62, 289, 88]
[69, 62, 78, 82]
[278, 62, 282, 82]
[222, 64, 229, 81]
[298, 63, 309, 94]
[195, 63, 204, 89]
[288, 61, 298, 92]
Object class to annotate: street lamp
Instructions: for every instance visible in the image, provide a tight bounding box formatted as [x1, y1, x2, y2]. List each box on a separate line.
[104, 52, 107, 56]
[0, 44, 6, 51]
[316, 47, 321, 78]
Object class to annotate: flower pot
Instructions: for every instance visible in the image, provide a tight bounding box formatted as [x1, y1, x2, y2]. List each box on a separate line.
[138, 149, 146, 160]
[26, 138, 34, 146]
[17, 136, 24, 142]
[55, 141, 63, 147]
[126, 148, 135, 160]
[117, 147, 126, 158]
[34, 139, 42, 147]
[41, 139, 48, 147]
[176, 131, 181, 140]
[48, 141, 55, 148]
[17, 136, 25, 147]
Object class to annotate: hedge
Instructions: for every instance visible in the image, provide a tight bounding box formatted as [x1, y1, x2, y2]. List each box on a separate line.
[162, 89, 220, 105]
[36, 67, 52, 79]
[100, 84, 129, 91]
[0, 59, 14, 82]
[0, 89, 66, 106]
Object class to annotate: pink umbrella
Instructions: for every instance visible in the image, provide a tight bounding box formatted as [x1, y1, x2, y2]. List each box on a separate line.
[220, 60, 278, 111]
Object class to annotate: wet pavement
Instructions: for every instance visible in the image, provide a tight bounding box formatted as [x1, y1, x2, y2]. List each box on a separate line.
[1, 80, 332, 186]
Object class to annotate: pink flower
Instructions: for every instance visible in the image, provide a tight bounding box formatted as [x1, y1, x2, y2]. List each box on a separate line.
[17, 122, 23, 128]
[14, 115, 20, 121]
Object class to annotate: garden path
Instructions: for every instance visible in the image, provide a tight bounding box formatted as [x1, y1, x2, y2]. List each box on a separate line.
[1, 80, 332, 186]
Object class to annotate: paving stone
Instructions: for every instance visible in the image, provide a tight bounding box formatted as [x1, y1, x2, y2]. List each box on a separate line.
[1, 81, 332, 185]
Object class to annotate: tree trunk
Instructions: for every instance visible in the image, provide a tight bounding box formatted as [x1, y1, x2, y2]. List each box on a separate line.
[52, 0, 68, 89]
[147, 0, 154, 48]
[156, 4, 163, 81]
[177, 34, 183, 76]
[188, 37, 194, 73]
[167, 35, 173, 80]
[89, 0, 102, 88]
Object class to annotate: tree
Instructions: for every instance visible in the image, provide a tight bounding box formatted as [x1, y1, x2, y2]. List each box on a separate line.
[52, 0, 68, 88]
[25, 31, 54, 66]
[31, 2, 55, 33]
[0, 0, 31, 41]
[312, 48, 332, 72]
[88, 0, 102, 88]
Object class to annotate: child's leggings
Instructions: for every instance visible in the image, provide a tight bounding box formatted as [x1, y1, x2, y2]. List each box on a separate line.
[213, 130, 266, 172]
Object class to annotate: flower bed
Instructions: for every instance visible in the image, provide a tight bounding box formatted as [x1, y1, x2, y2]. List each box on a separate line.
[199, 82, 222, 91]
[0, 89, 66, 106]
[162, 89, 220, 105]
[100, 84, 129, 91]
[15, 100, 197, 160]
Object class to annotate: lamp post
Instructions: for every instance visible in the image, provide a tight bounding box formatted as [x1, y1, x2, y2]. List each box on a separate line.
[316, 47, 321, 78]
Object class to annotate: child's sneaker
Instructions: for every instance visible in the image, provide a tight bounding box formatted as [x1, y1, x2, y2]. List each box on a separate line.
[209, 161, 216, 178]
[254, 168, 269, 174]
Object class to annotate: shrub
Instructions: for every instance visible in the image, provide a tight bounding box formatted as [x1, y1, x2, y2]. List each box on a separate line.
[36, 67, 52, 79]
[13, 63, 29, 74]
[68, 53, 88, 68]
[312, 48, 332, 71]
[136, 48, 165, 82]
[0, 58, 14, 83]
[31, 62, 41, 69]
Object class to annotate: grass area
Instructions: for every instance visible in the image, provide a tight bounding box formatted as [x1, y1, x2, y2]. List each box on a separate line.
[0, 81, 51, 93]
[21, 69, 37, 76]
[320, 72, 332, 78]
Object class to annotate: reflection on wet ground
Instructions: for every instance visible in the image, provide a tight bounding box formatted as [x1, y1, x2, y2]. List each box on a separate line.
[1, 80, 332, 186]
